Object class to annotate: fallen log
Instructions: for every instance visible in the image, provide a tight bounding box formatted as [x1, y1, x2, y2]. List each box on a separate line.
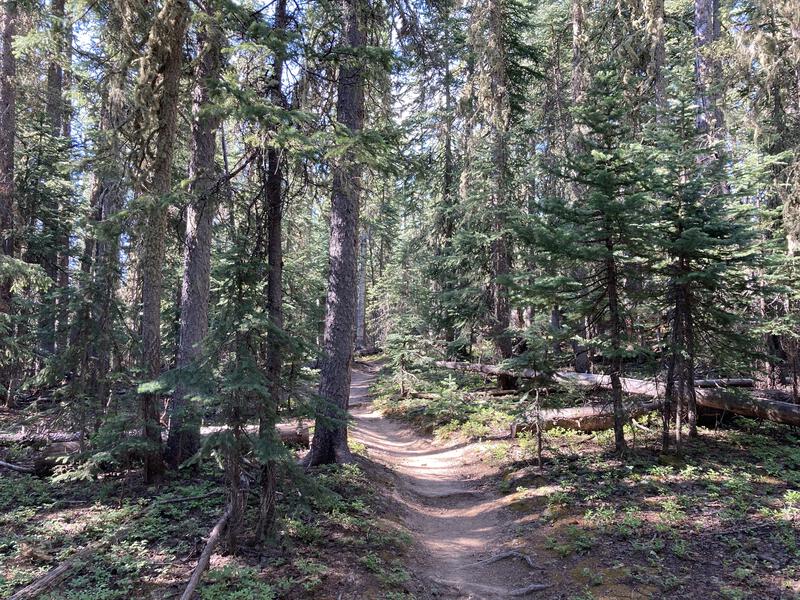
[0, 432, 82, 446]
[694, 378, 754, 388]
[435, 361, 546, 381]
[434, 362, 798, 428]
[9, 494, 234, 600]
[0, 459, 34, 474]
[179, 503, 233, 600]
[475, 388, 528, 397]
[276, 422, 309, 447]
[513, 400, 663, 435]
[8, 545, 95, 600]
[202, 423, 308, 447]
[411, 389, 520, 401]
[8, 494, 164, 599]
[693, 390, 800, 426]
[557, 372, 800, 428]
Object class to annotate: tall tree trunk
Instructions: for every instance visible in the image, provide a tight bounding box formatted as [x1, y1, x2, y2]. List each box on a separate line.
[439, 5, 456, 343]
[604, 236, 627, 453]
[55, 0, 71, 353]
[304, 0, 366, 467]
[355, 227, 367, 349]
[68, 68, 126, 429]
[0, 0, 15, 409]
[84, 45, 130, 421]
[792, 16, 800, 117]
[570, 0, 586, 107]
[39, 0, 68, 357]
[666, 273, 698, 450]
[646, 0, 665, 110]
[135, 0, 190, 484]
[486, 0, 514, 389]
[257, 0, 288, 540]
[165, 7, 223, 469]
[694, 0, 723, 135]
[569, 0, 590, 374]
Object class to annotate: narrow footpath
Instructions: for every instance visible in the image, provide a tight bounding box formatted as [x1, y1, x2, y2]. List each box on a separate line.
[348, 362, 554, 599]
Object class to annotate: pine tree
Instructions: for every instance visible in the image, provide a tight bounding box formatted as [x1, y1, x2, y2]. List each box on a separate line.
[304, 0, 368, 467]
[0, 0, 16, 407]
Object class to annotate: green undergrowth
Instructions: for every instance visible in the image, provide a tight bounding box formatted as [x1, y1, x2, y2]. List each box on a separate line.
[0, 456, 414, 599]
[372, 363, 612, 440]
[513, 420, 800, 598]
[375, 363, 800, 598]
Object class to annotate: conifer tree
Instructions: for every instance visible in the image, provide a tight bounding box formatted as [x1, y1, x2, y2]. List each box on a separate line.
[536, 70, 655, 452]
[0, 0, 16, 408]
[166, 2, 225, 469]
[134, 0, 191, 483]
[304, 0, 367, 466]
[648, 87, 758, 450]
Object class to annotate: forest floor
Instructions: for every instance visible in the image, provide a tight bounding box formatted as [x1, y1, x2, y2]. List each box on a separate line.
[0, 364, 419, 600]
[369, 361, 800, 600]
[1, 361, 799, 599]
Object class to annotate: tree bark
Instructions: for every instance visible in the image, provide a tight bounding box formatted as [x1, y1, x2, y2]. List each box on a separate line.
[665, 276, 698, 451]
[604, 235, 627, 453]
[257, 0, 288, 540]
[90, 69, 128, 422]
[0, 0, 15, 409]
[569, 0, 590, 374]
[434, 360, 545, 381]
[694, 0, 723, 134]
[514, 400, 663, 434]
[179, 504, 232, 600]
[165, 6, 223, 469]
[437, 9, 456, 343]
[67, 63, 128, 429]
[570, 0, 586, 107]
[355, 227, 367, 349]
[37, 0, 68, 357]
[646, 0, 666, 110]
[304, 0, 366, 467]
[135, 0, 190, 483]
[559, 371, 800, 427]
[53, 0, 70, 353]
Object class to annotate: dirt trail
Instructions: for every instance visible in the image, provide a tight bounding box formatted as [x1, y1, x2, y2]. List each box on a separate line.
[349, 363, 552, 599]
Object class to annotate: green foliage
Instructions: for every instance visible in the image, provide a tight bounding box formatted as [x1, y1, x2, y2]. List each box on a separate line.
[199, 566, 275, 600]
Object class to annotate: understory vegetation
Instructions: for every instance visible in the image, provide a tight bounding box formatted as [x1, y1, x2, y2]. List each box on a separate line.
[0, 456, 416, 599]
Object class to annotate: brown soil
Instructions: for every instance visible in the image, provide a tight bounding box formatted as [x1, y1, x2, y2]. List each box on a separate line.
[349, 363, 555, 599]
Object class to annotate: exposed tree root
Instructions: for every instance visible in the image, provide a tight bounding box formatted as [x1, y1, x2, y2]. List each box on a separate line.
[508, 582, 554, 595]
[466, 550, 538, 569]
